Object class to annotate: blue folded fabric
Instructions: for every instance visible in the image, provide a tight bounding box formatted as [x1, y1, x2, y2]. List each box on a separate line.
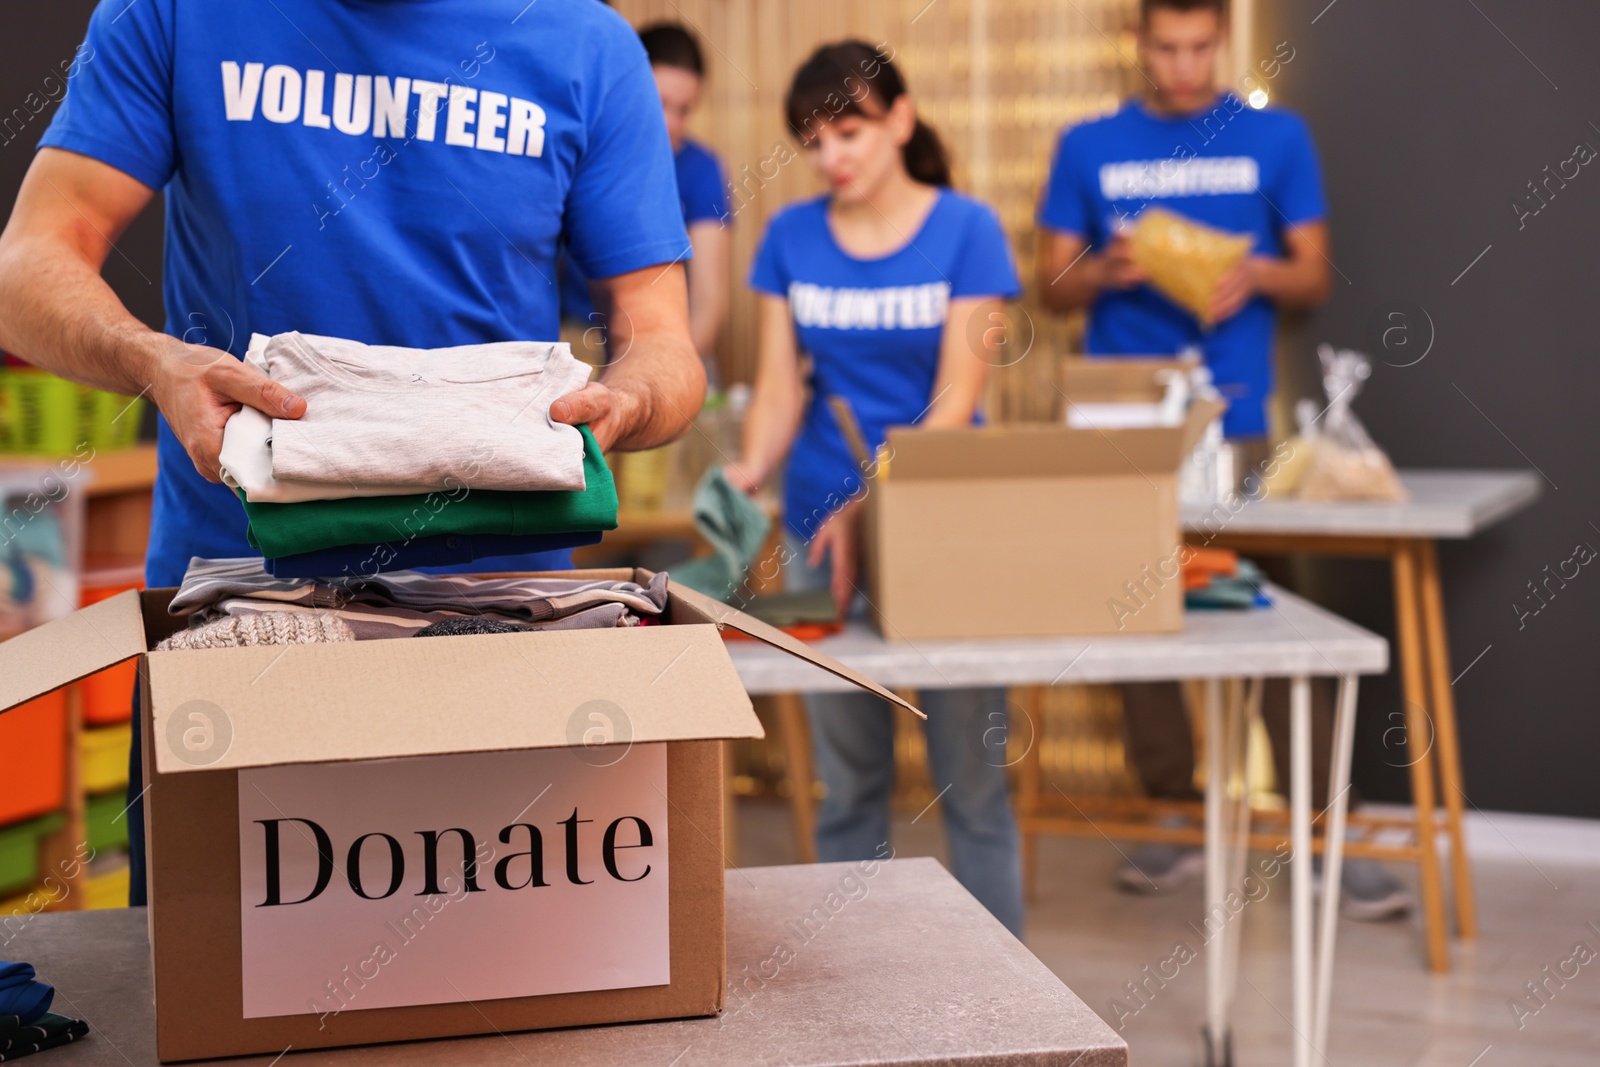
[1184, 559, 1272, 611]
[264, 530, 603, 579]
[0, 963, 52, 1027]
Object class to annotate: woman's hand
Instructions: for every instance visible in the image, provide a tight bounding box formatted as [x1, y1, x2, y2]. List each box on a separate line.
[722, 461, 762, 496]
[808, 500, 863, 618]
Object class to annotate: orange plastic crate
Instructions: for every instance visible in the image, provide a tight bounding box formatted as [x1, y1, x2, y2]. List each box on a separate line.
[76, 579, 143, 726]
[0, 690, 68, 826]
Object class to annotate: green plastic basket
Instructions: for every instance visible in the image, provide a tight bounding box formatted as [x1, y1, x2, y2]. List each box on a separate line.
[0, 811, 65, 897]
[0, 369, 143, 455]
[86, 789, 130, 855]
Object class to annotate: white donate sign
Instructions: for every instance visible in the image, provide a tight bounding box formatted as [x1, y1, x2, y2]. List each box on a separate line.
[237, 743, 669, 1019]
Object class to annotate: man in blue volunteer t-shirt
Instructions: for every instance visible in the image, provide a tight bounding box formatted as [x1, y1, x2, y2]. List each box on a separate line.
[0, 0, 705, 904]
[1039, 0, 1410, 920]
[1039, 0, 1329, 437]
[560, 22, 731, 364]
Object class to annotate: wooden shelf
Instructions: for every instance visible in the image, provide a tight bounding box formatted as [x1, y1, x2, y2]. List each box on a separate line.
[82, 443, 157, 497]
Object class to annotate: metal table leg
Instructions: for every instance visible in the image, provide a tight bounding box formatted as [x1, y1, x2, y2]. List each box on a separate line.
[1313, 673, 1359, 1058]
[1290, 675, 1314, 1067]
[1202, 677, 1252, 1067]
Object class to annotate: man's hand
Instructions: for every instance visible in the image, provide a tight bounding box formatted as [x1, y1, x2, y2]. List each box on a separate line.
[808, 502, 863, 619]
[550, 379, 642, 454]
[149, 339, 306, 483]
[1208, 256, 1265, 325]
[1100, 233, 1149, 290]
[581, 262, 705, 453]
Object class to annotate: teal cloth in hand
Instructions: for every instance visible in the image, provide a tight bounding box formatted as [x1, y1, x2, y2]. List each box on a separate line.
[669, 468, 771, 602]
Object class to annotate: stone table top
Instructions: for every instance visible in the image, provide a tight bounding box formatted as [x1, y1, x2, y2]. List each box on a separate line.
[1181, 468, 1543, 539]
[5, 858, 1126, 1067]
[726, 583, 1387, 694]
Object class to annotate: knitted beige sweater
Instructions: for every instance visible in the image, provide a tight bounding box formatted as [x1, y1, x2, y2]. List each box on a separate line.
[157, 611, 354, 651]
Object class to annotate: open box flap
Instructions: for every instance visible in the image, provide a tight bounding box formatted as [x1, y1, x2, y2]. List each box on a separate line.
[666, 580, 924, 718]
[146, 622, 765, 774]
[885, 423, 1183, 479]
[0, 589, 146, 716]
[1058, 356, 1200, 403]
[1180, 397, 1230, 455]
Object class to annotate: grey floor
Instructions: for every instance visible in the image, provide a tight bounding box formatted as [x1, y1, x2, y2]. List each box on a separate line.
[733, 798, 1600, 1067]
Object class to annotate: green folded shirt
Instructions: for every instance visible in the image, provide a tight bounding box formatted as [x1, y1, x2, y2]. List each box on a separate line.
[240, 424, 618, 558]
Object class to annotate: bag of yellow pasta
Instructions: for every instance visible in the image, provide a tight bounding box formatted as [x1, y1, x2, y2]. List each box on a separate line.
[1297, 345, 1408, 502]
[1129, 207, 1253, 328]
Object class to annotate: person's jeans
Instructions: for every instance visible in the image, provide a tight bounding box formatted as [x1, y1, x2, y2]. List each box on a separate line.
[784, 537, 1024, 937]
[127, 683, 147, 907]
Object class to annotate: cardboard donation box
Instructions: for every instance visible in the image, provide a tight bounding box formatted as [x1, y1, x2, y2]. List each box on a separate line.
[0, 569, 917, 1062]
[864, 359, 1225, 641]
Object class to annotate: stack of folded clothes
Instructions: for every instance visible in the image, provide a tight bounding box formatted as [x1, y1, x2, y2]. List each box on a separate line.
[0, 960, 89, 1062]
[219, 333, 618, 578]
[159, 558, 670, 645]
[1181, 545, 1271, 610]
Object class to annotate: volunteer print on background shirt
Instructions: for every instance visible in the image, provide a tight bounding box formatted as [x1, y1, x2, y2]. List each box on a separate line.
[1039, 93, 1328, 437]
[39, 0, 689, 586]
[749, 190, 1020, 541]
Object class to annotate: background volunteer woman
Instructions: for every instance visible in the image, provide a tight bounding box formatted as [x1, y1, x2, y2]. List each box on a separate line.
[561, 22, 731, 365]
[726, 41, 1025, 936]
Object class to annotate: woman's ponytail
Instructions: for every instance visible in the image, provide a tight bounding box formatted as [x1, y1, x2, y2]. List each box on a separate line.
[787, 41, 954, 188]
[903, 118, 951, 187]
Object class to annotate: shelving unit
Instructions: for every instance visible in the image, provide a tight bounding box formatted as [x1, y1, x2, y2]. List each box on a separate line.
[0, 444, 156, 916]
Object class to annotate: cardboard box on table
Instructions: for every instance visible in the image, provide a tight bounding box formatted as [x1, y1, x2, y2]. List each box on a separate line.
[861, 358, 1225, 641]
[0, 569, 917, 1062]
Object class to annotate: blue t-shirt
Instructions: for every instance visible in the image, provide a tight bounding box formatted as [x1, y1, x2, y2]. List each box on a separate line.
[749, 190, 1021, 540]
[559, 137, 727, 326]
[40, 0, 688, 586]
[1039, 93, 1327, 437]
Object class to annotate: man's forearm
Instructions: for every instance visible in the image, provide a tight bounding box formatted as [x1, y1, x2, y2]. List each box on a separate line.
[0, 233, 164, 396]
[1252, 253, 1332, 310]
[599, 328, 706, 452]
[1041, 252, 1107, 313]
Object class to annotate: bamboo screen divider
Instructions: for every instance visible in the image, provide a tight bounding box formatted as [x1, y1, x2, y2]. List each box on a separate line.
[610, 0, 1155, 424]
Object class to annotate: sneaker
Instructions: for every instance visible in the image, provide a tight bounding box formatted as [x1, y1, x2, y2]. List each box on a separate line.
[1312, 857, 1413, 921]
[1116, 844, 1206, 894]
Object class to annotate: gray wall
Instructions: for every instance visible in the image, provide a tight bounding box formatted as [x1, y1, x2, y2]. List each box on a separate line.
[0, 0, 165, 333]
[1260, 1, 1598, 816]
[5, 1, 1594, 816]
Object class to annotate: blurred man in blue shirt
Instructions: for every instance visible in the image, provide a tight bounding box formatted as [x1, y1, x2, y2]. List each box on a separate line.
[1038, 0, 1409, 920]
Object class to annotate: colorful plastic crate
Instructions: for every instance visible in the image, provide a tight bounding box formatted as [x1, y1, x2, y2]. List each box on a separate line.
[85, 863, 130, 911]
[86, 789, 131, 854]
[80, 723, 132, 795]
[0, 368, 143, 455]
[0, 690, 68, 826]
[76, 578, 144, 726]
[0, 812, 65, 898]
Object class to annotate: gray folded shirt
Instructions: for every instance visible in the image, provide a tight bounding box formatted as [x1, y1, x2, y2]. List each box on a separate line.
[264, 331, 593, 492]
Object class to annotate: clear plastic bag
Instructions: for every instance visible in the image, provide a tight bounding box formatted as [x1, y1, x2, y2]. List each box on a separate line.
[1297, 345, 1408, 502]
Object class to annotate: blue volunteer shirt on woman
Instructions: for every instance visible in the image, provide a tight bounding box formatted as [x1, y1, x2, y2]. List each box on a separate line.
[1039, 92, 1327, 437]
[560, 138, 727, 325]
[750, 190, 1020, 541]
[39, 0, 689, 586]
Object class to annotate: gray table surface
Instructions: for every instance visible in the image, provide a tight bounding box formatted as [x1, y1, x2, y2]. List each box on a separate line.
[1181, 468, 1542, 539]
[6, 858, 1125, 1067]
[727, 583, 1387, 694]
